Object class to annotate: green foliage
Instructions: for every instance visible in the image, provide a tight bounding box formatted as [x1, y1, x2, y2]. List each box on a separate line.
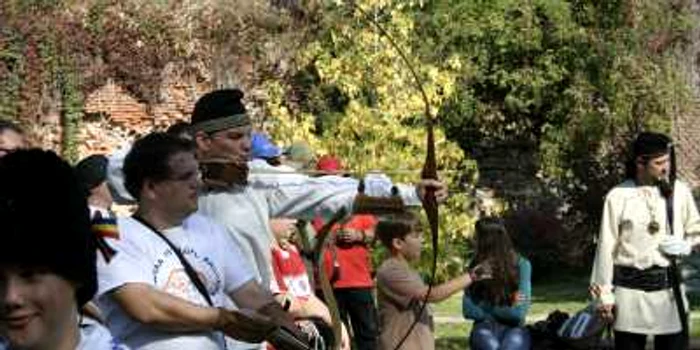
[266, 0, 696, 277]
[59, 66, 82, 163]
[0, 0, 239, 151]
[427, 0, 583, 143]
[410, 0, 695, 273]
[265, 0, 477, 282]
[0, 1, 90, 158]
[0, 28, 24, 121]
[1, 0, 696, 279]
[421, 0, 682, 150]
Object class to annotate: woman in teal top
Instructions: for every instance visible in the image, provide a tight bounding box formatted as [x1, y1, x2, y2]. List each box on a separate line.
[463, 218, 532, 350]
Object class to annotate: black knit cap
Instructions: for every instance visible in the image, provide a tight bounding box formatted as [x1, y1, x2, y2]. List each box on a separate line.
[75, 154, 108, 193]
[0, 149, 97, 307]
[633, 132, 672, 159]
[191, 89, 247, 125]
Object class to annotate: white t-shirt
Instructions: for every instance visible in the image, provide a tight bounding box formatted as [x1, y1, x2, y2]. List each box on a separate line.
[78, 317, 130, 350]
[96, 214, 255, 350]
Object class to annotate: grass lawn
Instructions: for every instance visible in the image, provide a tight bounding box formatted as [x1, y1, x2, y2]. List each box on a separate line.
[433, 273, 590, 317]
[435, 322, 469, 349]
[433, 272, 700, 348]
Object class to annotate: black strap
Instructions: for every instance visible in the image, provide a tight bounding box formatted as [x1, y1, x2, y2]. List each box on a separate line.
[132, 216, 214, 307]
[613, 265, 671, 292]
[662, 182, 689, 349]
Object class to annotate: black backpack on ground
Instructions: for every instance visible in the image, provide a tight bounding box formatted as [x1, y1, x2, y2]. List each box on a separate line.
[529, 305, 613, 350]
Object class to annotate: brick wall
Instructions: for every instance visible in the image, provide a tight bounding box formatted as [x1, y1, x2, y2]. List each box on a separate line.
[674, 104, 700, 188]
[77, 80, 700, 189]
[67, 69, 700, 184]
[676, 2, 700, 190]
[75, 71, 210, 158]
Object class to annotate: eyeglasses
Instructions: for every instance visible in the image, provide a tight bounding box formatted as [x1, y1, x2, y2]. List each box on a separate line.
[166, 169, 201, 183]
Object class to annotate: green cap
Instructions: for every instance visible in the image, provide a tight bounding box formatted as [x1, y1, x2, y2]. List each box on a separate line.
[284, 141, 315, 170]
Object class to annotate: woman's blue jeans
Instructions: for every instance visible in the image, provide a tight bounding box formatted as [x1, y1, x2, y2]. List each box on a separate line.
[469, 320, 531, 350]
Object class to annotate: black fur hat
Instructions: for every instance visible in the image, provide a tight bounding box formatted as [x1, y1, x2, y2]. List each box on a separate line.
[0, 149, 97, 307]
[633, 132, 671, 159]
[191, 89, 247, 125]
[625, 131, 674, 181]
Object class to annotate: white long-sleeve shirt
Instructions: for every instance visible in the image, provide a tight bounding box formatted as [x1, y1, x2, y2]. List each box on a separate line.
[199, 161, 421, 290]
[199, 163, 421, 350]
[591, 179, 700, 334]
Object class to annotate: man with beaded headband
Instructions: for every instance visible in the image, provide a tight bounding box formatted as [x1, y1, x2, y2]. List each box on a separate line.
[190, 89, 448, 350]
[590, 132, 700, 350]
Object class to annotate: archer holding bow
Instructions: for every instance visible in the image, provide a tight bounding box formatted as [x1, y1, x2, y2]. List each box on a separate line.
[190, 88, 447, 349]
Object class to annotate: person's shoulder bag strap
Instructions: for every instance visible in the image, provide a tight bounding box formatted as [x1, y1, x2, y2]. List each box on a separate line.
[132, 215, 214, 307]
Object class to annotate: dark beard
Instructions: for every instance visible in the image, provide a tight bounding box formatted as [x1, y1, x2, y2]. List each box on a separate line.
[656, 177, 673, 198]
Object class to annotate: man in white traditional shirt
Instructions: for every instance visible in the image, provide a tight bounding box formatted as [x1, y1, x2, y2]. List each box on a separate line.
[591, 132, 700, 350]
[95, 133, 300, 350]
[190, 88, 447, 350]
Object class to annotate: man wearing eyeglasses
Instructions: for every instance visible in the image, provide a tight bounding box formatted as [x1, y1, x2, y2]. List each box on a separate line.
[95, 133, 300, 350]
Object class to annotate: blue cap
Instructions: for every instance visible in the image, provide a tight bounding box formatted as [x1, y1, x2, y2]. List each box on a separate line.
[251, 132, 282, 159]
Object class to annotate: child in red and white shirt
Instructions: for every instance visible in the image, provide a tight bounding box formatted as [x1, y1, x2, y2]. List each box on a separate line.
[269, 218, 349, 350]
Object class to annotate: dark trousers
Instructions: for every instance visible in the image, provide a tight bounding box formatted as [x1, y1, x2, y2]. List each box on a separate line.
[614, 331, 685, 350]
[334, 288, 378, 350]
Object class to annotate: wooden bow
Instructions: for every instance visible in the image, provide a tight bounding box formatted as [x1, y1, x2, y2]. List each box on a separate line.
[296, 209, 348, 350]
[292, 3, 441, 349]
[347, 3, 440, 350]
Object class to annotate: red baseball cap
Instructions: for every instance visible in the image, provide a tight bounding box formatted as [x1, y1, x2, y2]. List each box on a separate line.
[316, 155, 343, 174]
